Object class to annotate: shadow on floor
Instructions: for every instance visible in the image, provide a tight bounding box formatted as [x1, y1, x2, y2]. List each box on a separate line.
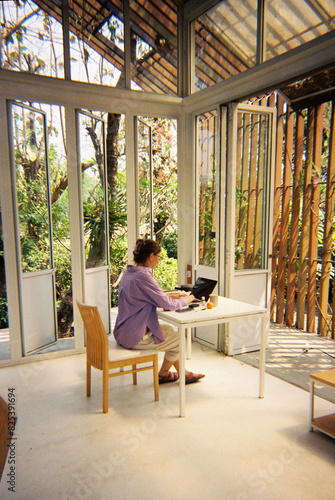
[236, 323, 335, 403]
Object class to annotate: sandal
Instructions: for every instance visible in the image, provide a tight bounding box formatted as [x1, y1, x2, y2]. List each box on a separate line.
[185, 372, 205, 385]
[159, 371, 179, 384]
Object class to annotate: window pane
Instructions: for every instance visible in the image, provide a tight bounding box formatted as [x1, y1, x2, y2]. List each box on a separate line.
[107, 113, 127, 307]
[79, 112, 107, 269]
[0, 0, 64, 77]
[193, 0, 257, 92]
[235, 111, 270, 270]
[130, 0, 177, 95]
[265, 0, 335, 61]
[137, 116, 178, 247]
[12, 104, 52, 272]
[69, 2, 124, 86]
[138, 119, 152, 238]
[197, 111, 217, 267]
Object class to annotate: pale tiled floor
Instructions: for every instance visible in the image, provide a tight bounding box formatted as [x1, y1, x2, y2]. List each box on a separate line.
[1, 337, 335, 500]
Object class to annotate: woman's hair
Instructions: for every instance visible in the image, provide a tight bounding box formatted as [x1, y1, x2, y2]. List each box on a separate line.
[133, 238, 161, 265]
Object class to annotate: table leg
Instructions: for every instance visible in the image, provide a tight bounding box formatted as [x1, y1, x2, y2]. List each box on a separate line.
[186, 327, 192, 359]
[179, 325, 186, 417]
[309, 380, 315, 431]
[259, 314, 266, 398]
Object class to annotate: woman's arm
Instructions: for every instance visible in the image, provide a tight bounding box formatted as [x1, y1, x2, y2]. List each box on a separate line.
[141, 273, 194, 310]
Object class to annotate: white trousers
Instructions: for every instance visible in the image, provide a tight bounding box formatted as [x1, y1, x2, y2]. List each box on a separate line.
[132, 324, 179, 362]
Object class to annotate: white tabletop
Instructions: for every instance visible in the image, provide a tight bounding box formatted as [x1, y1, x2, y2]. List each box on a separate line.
[158, 296, 266, 326]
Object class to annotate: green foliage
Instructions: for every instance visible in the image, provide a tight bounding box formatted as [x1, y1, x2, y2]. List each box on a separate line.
[82, 181, 128, 267]
[0, 297, 9, 329]
[154, 248, 178, 290]
[53, 242, 72, 301]
[162, 231, 178, 259]
[110, 234, 128, 307]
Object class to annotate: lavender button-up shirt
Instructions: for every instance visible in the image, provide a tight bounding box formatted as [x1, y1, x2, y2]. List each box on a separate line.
[113, 265, 188, 348]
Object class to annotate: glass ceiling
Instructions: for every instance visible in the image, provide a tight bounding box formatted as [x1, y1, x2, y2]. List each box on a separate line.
[193, 0, 335, 91]
[0, 0, 334, 96]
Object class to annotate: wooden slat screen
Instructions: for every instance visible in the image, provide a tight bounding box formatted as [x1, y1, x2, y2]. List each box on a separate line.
[269, 96, 335, 337]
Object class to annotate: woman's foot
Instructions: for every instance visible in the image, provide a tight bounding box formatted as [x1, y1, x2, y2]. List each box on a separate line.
[159, 371, 179, 384]
[185, 371, 205, 384]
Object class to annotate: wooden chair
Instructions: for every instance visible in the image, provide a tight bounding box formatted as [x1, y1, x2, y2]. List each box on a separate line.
[0, 396, 17, 481]
[77, 301, 159, 413]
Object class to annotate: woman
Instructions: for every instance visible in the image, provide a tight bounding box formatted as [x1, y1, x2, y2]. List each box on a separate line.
[114, 238, 205, 384]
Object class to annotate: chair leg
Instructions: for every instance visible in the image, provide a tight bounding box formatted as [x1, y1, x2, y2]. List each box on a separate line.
[86, 361, 91, 397]
[153, 355, 159, 401]
[103, 369, 108, 413]
[132, 365, 137, 385]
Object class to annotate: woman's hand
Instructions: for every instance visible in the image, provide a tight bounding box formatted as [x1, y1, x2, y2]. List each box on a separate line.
[166, 290, 195, 304]
[185, 294, 196, 304]
[166, 290, 189, 299]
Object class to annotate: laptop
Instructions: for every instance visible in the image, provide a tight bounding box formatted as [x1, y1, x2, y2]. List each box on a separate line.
[173, 277, 217, 312]
[175, 277, 217, 301]
[189, 277, 217, 301]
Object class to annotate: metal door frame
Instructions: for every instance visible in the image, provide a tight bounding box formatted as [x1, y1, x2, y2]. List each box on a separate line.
[224, 102, 276, 355]
[8, 100, 57, 355]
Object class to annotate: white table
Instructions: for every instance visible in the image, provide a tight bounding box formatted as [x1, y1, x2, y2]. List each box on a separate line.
[157, 296, 268, 417]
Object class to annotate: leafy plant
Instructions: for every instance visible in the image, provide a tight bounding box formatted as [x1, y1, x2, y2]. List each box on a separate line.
[154, 248, 178, 291]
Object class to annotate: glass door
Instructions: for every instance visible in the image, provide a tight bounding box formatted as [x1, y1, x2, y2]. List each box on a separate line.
[9, 102, 57, 355]
[225, 103, 275, 355]
[194, 109, 220, 348]
[78, 110, 110, 333]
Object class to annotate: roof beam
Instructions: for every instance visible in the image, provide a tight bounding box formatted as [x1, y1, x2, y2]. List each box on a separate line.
[184, 0, 220, 23]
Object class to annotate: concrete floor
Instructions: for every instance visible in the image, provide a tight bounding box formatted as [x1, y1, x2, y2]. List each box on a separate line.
[236, 324, 335, 403]
[1, 340, 335, 500]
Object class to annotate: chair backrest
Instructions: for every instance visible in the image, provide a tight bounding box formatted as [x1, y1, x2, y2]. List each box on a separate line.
[0, 396, 16, 481]
[77, 301, 109, 370]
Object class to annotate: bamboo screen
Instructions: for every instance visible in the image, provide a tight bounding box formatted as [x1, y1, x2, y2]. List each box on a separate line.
[269, 95, 335, 338]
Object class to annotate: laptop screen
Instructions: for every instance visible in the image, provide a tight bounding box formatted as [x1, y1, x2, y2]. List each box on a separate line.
[190, 277, 217, 301]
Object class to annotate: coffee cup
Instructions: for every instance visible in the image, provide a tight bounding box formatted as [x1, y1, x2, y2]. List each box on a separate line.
[209, 293, 218, 307]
